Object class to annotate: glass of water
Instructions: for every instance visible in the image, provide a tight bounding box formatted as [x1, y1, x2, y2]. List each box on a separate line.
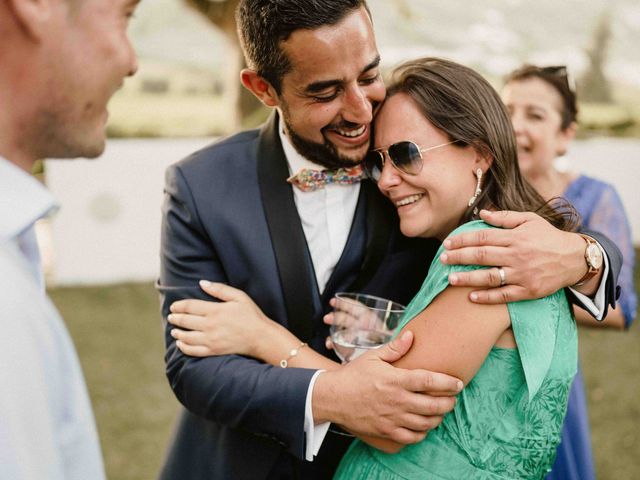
[330, 292, 405, 363]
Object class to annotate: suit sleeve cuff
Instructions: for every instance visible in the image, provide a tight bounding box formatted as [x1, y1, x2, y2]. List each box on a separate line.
[569, 241, 609, 321]
[303, 370, 330, 461]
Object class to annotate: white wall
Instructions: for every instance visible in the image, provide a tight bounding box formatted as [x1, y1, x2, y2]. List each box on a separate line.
[45, 137, 639, 286]
[45, 138, 212, 285]
[565, 139, 640, 240]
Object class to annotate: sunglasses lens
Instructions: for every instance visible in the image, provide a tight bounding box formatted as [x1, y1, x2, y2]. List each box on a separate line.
[388, 141, 422, 174]
[363, 151, 384, 181]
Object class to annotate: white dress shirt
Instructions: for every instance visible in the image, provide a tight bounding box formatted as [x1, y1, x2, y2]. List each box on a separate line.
[279, 127, 360, 460]
[280, 127, 361, 293]
[0, 157, 105, 480]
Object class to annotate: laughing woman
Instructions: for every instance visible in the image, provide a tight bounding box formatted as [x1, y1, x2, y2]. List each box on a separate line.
[502, 64, 637, 480]
[170, 58, 579, 479]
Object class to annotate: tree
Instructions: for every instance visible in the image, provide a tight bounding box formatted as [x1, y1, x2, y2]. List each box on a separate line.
[184, 0, 267, 128]
[579, 12, 613, 103]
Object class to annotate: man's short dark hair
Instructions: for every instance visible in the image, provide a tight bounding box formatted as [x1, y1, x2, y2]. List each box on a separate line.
[236, 0, 369, 93]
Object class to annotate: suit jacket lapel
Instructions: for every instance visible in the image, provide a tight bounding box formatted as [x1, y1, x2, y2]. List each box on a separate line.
[257, 113, 315, 341]
[350, 179, 394, 292]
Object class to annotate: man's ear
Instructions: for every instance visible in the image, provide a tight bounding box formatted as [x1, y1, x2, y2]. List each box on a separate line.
[240, 69, 279, 108]
[7, 0, 54, 39]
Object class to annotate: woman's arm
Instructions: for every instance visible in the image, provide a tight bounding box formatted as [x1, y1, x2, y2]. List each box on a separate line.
[574, 305, 625, 329]
[168, 281, 339, 371]
[394, 285, 511, 384]
[170, 281, 468, 453]
[579, 185, 637, 329]
[358, 285, 511, 454]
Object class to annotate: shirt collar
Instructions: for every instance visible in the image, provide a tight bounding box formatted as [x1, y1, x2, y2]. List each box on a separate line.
[0, 156, 57, 239]
[278, 118, 327, 176]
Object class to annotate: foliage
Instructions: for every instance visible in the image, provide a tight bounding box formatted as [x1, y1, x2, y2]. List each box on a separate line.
[106, 88, 640, 139]
[578, 103, 639, 138]
[107, 91, 231, 138]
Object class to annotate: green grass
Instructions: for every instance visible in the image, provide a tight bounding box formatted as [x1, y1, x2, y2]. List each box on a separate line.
[50, 254, 640, 480]
[579, 253, 640, 480]
[579, 103, 640, 138]
[49, 283, 178, 480]
[107, 91, 231, 138]
[104, 89, 640, 139]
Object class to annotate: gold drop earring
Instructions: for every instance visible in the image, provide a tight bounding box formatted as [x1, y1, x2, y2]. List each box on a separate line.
[468, 168, 483, 215]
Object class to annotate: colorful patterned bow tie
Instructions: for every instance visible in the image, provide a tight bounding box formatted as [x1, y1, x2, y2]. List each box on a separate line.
[287, 165, 364, 192]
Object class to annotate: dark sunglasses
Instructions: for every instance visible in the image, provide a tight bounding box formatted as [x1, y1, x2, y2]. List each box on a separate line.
[540, 65, 576, 93]
[363, 140, 457, 182]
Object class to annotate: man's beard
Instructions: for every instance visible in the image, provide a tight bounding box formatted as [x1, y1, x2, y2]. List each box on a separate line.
[280, 106, 367, 170]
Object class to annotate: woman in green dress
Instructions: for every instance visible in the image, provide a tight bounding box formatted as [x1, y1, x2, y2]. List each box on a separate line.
[168, 57, 579, 479]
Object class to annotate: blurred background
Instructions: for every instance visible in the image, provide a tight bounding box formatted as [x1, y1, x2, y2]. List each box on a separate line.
[39, 0, 639, 478]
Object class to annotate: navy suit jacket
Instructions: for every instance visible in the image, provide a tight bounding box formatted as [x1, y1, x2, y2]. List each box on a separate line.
[157, 113, 622, 480]
[158, 113, 437, 480]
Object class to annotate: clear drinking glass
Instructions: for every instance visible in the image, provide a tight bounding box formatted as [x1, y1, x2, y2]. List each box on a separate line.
[330, 292, 405, 363]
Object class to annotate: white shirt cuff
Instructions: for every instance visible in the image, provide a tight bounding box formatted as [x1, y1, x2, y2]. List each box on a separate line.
[568, 241, 609, 321]
[303, 370, 331, 461]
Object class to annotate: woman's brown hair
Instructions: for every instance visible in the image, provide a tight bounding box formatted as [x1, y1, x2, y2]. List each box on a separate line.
[504, 64, 578, 130]
[386, 57, 578, 232]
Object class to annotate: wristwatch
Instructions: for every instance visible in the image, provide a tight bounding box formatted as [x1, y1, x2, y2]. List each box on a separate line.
[574, 234, 603, 286]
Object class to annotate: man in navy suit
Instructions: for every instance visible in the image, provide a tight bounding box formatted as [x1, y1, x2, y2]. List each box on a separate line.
[157, 1, 621, 479]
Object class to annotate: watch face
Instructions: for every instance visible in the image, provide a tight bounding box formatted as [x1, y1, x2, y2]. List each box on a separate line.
[586, 243, 603, 269]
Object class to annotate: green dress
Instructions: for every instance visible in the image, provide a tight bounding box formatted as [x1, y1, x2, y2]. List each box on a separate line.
[334, 221, 578, 479]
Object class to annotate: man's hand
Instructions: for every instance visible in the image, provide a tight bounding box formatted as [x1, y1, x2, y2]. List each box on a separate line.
[312, 331, 462, 445]
[441, 210, 588, 304]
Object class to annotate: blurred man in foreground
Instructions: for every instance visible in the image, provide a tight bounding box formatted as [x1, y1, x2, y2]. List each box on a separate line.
[0, 0, 139, 477]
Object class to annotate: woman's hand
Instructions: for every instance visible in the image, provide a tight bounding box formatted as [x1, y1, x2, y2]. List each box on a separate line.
[168, 280, 276, 358]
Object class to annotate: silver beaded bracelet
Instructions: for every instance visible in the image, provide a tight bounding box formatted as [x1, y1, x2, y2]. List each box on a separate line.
[279, 342, 308, 368]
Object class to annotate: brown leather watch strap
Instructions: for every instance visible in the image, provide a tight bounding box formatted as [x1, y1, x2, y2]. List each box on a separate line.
[574, 234, 603, 287]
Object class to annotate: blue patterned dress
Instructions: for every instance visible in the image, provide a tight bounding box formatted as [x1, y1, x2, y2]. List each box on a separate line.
[547, 175, 637, 480]
[334, 221, 578, 479]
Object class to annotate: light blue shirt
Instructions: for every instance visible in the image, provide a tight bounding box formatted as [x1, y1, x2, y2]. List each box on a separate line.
[0, 157, 105, 479]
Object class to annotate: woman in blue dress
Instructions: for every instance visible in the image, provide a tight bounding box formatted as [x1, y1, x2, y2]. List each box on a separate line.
[502, 64, 637, 480]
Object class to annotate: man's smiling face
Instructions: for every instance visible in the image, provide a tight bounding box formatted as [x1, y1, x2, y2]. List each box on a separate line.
[275, 6, 385, 169]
